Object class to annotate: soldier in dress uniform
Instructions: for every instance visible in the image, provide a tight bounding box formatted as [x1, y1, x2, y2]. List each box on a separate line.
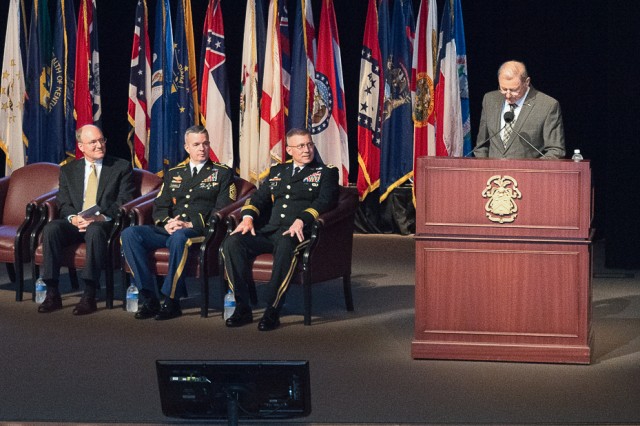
[222, 128, 339, 331]
[121, 125, 235, 320]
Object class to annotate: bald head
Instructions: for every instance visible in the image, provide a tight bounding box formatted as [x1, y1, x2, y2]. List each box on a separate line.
[498, 60, 529, 81]
[497, 60, 530, 103]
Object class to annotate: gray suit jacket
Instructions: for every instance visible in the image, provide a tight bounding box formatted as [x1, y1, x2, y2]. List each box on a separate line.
[474, 87, 566, 159]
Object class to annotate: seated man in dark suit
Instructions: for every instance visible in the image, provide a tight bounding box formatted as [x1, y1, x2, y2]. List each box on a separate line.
[221, 128, 339, 331]
[120, 125, 235, 320]
[38, 124, 136, 315]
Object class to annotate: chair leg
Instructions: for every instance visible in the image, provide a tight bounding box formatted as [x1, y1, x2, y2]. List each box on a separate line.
[14, 262, 23, 301]
[69, 268, 80, 290]
[121, 267, 130, 311]
[6, 263, 16, 283]
[343, 274, 354, 312]
[201, 275, 209, 318]
[303, 280, 312, 326]
[31, 264, 40, 301]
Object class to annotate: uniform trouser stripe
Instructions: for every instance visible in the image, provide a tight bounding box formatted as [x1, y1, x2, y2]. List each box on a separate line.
[169, 236, 205, 299]
[272, 240, 309, 309]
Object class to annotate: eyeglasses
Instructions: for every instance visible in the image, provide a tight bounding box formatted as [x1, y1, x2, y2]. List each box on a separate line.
[287, 142, 315, 151]
[82, 138, 107, 146]
[499, 84, 524, 96]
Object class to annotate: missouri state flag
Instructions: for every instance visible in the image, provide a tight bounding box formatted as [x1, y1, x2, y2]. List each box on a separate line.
[127, 0, 151, 170]
[312, 0, 348, 186]
[200, 0, 233, 167]
[356, 0, 382, 200]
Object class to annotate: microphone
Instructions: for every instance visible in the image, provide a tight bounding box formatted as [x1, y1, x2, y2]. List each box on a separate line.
[503, 111, 547, 158]
[465, 121, 509, 157]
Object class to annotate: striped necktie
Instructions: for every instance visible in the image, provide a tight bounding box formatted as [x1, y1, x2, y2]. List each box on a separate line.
[502, 104, 517, 147]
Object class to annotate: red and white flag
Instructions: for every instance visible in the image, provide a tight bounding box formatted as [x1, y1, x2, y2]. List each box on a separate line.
[258, 0, 285, 183]
[127, 0, 151, 170]
[200, 0, 233, 167]
[411, 0, 437, 200]
[312, 0, 348, 185]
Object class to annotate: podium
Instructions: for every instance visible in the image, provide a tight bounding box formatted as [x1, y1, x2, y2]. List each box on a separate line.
[412, 157, 593, 364]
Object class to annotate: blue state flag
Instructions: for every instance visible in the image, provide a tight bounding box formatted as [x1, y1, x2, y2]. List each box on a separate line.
[24, 0, 52, 164]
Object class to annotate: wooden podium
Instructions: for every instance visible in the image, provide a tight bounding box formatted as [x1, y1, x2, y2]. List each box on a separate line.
[412, 157, 593, 364]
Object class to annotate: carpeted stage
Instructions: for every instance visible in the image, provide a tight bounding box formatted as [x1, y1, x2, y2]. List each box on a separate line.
[1, 234, 639, 425]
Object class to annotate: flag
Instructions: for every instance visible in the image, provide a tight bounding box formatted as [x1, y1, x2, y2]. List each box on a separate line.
[170, 0, 197, 168]
[148, 0, 173, 174]
[411, 0, 437, 202]
[312, 0, 349, 186]
[288, 0, 316, 130]
[127, 0, 151, 170]
[49, 0, 76, 162]
[24, 0, 51, 164]
[255, 0, 267, 97]
[379, 0, 414, 201]
[200, 0, 233, 167]
[434, 0, 471, 157]
[0, 0, 26, 174]
[257, 0, 285, 183]
[279, 0, 291, 126]
[238, 0, 261, 184]
[356, 0, 382, 201]
[74, 0, 101, 159]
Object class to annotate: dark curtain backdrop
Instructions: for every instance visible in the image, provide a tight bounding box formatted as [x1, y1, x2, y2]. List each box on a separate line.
[0, 0, 636, 267]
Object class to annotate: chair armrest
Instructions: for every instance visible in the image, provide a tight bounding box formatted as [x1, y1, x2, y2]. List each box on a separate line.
[128, 197, 156, 226]
[0, 176, 9, 222]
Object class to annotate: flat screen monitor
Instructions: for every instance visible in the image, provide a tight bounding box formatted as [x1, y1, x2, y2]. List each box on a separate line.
[156, 360, 311, 421]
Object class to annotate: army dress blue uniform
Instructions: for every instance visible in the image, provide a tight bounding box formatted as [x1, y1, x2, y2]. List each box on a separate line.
[121, 160, 235, 301]
[221, 159, 339, 313]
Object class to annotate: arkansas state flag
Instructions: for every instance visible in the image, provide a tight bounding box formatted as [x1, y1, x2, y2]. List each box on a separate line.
[127, 0, 151, 170]
[258, 0, 285, 183]
[312, 0, 349, 186]
[356, 0, 382, 200]
[74, 0, 101, 159]
[411, 0, 437, 202]
[200, 0, 233, 167]
[434, 0, 471, 157]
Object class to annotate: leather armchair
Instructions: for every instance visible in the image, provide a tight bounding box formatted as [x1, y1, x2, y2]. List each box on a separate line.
[0, 163, 61, 301]
[121, 176, 255, 317]
[30, 168, 162, 307]
[220, 186, 358, 325]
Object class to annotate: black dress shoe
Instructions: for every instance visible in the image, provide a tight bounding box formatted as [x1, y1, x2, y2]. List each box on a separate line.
[225, 305, 253, 328]
[134, 299, 161, 319]
[155, 299, 182, 321]
[38, 290, 62, 313]
[258, 307, 280, 331]
[72, 295, 97, 315]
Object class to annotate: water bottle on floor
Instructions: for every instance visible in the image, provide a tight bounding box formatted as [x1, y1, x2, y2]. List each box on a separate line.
[35, 278, 47, 304]
[126, 283, 139, 313]
[223, 290, 236, 320]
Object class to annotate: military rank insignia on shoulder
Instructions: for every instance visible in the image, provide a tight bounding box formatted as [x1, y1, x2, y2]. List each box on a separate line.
[326, 164, 337, 169]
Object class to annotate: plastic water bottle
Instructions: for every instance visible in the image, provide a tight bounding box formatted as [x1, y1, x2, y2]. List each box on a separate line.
[126, 283, 139, 313]
[35, 278, 47, 304]
[223, 290, 236, 320]
[571, 149, 584, 162]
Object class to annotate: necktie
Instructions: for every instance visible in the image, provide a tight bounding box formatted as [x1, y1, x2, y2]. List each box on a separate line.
[293, 166, 301, 176]
[192, 166, 198, 178]
[83, 163, 98, 210]
[502, 104, 517, 147]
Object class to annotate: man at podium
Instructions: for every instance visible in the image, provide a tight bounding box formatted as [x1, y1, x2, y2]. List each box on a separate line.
[474, 60, 565, 159]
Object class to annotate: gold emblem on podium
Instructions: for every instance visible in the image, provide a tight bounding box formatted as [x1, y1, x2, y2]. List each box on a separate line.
[482, 175, 522, 223]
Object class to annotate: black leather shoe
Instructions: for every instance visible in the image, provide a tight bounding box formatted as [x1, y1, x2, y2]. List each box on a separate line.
[258, 307, 280, 331]
[38, 290, 62, 313]
[155, 299, 182, 321]
[225, 305, 253, 328]
[134, 298, 161, 319]
[72, 295, 97, 315]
